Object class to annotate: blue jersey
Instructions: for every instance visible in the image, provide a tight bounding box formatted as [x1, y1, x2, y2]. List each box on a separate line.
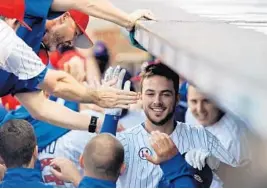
[0, 96, 78, 152]
[0, 68, 47, 97]
[17, 0, 63, 53]
[0, 168, 52, 188]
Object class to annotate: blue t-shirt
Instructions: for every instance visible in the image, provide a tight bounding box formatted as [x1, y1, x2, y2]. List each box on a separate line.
[17, 0, 63, 53]
[0, 67, 48, 97]
[0, 168, 52, 188]
[0, 96, 78, 152]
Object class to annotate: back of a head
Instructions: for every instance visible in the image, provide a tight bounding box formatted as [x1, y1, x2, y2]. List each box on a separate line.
[0, 119, 36, 168]
[83, 133, 124, 181]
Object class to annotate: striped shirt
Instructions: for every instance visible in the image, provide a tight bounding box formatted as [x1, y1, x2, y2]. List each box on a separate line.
[116, 121, 238, 188]
[186, 110, 251, 166]
[0, 20, 45, 80]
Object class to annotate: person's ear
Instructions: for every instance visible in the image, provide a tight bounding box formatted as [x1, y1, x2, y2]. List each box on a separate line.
[60, 12, 71, 23]
[79, 154, 84, 169]
[119, 163, 126, 175]
[33, 146, 38, 159]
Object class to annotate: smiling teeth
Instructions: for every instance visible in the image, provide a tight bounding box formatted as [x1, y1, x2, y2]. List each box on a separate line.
[152, 108, 164, 112]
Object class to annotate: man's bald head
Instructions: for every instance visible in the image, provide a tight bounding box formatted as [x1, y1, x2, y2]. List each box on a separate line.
[83, 133, 124, 181]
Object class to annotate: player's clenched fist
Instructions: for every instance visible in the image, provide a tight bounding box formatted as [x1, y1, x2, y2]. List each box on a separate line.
[145, 131, 178, 165]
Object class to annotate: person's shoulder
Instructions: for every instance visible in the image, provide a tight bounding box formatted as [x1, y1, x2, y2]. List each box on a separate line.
[176, 121, 204, 132]
[117, 123, 145, 138]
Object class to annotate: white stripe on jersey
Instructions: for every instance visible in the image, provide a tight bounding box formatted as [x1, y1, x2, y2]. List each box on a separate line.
[0, 20, 45, 80]
[116, 121, 238, 188]
[186, 110, 251, 165]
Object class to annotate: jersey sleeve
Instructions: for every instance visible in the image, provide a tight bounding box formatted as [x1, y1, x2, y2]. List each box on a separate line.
[193, 125, 239, 167]
[182, 124, 239, 167]
[12, 67, 48, 95]
[5, 33, 46, 80]
[0, 20, 46, 80]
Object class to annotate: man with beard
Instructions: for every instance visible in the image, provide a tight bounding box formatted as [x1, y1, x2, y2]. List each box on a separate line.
[113, 63, 239, 187]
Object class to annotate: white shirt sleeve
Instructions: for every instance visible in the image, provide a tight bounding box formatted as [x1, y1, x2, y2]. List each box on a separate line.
[0, 20, 45, 80]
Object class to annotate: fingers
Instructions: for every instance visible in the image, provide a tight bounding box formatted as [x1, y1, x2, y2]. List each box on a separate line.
[63, 63, 70, 73]
[185, 150, 197, 169]
[116, 69, 126, 89]
[50, 167, 63, 179]
[117, 124, 125, 132]
[196, 152, 203, 171]
[115, 104, 130, 109]
[144, 152, 158, 165]
[104, 78, 117, 87]
[112, 65, 121, 79]
[200, 150, 210, 169]
[92, 77, 101, 88]
[151, 131, 168, 150]
[149, 135, 161, 154]
[123, 80, 131, 91]
[115, 99, 138, 106]
[104, 67, 114, 82]
[143, 10, 156, 20]
[185, 153, 194, 167]
[116, 90, 138, 96]
[193, 150, 202, 170]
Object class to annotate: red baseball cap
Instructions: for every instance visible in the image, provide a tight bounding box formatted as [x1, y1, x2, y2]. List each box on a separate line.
[68, 10, 93, 48]
[0, 0, 32, 31]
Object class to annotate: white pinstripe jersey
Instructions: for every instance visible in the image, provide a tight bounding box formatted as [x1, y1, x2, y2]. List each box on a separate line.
[186, 111, 252, 187]
[0, 20, 45, 80]
[116, 121, 238, 188]
[186, 110, 251, 165]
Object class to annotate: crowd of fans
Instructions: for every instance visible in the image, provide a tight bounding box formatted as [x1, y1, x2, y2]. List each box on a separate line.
[0, 0, 266, 188]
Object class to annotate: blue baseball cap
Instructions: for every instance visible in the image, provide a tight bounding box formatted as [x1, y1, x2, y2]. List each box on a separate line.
[182, 153, 213, 188]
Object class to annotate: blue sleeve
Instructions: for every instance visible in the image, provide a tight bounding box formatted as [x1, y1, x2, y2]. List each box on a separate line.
[17, 0, 55, 53]
[100, 115, 120, 136]
[0, 67, 47, 97]
[158, 153, 197, 188]
[24, 0, 54, 17]
[11, 67, 48, 95]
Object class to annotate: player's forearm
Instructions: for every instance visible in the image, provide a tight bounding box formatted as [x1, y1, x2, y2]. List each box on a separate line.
[51, 0, 134, 30]
[16, 91, 92, 130]
[35, 99, 92, 130]
[40, 69, 98, 103]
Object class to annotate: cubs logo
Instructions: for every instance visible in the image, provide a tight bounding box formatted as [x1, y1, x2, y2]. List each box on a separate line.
[138, 147, 152, 160]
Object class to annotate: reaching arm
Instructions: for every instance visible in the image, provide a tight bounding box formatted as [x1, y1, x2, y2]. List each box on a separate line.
[51, 0, 154, 31]
[38, 69, 95, 103]
[15, 91, 97, 130]
[145, 131, 197, 188]
[39, 69, 138, 108]
[159, 154, 198, 188]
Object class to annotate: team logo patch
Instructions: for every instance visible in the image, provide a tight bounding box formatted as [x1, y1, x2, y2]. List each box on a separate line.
[194, 174, 203, 183]
[138, 147, 152, 160]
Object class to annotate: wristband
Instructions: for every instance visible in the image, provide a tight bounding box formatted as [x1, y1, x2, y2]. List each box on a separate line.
[88, 116, 98, 133]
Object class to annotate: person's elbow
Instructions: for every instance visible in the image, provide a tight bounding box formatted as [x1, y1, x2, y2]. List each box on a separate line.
[28, 102, 48, 121]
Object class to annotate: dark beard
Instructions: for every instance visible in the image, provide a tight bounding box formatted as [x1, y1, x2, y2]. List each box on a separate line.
[145, 107, 175, 126]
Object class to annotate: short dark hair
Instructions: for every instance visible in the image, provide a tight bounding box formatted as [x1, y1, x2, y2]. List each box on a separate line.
[141, 63, 180, 95]
[0, 119, 36, 168]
